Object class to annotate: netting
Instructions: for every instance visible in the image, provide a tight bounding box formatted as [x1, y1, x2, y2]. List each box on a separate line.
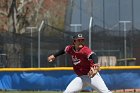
[0, 23, 139, 67]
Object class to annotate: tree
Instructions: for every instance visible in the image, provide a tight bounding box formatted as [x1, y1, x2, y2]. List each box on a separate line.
[0, 0, 68, 67]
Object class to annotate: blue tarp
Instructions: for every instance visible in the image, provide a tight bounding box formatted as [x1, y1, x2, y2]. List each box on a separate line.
[0, 70, 140, 91]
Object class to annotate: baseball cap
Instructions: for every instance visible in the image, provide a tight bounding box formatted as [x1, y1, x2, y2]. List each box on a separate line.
[73, 34, 85, 40]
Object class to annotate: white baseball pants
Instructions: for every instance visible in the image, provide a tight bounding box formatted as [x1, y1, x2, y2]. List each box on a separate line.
[63, 73, 112, 93]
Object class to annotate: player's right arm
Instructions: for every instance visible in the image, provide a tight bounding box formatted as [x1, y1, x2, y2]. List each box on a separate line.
[47, 48, 65, 62]
[48, 45, 72, 62]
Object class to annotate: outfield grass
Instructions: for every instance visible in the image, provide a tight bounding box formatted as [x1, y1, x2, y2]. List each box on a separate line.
[0, 91, 95, 93]
[0, 91, 97, 93]
[0, 91, 139, 93]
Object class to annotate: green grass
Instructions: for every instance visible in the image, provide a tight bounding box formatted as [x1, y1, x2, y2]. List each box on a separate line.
[0, 90, 139, 93]
[0, 91, 96, 93]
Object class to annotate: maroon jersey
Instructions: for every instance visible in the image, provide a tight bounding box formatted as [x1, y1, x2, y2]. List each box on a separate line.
[65, 45, 95, 76]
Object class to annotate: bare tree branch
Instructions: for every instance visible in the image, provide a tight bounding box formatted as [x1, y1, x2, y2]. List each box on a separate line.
[17, 0, 32, 12]
[0, 10, 8, 16]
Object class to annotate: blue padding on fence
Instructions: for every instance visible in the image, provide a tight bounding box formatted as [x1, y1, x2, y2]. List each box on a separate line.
[0, 69, 140, 91]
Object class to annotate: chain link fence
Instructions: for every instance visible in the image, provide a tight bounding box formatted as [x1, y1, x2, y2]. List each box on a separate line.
[0, 24, 139, 67]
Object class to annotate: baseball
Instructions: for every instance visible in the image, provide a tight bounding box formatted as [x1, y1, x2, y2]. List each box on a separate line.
[49, 59, 52, 62]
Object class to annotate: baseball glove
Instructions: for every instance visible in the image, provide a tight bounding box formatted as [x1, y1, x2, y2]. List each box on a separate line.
[88, 64, 100, 78]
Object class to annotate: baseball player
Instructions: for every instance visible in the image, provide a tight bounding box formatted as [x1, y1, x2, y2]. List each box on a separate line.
[48, 34, 112, 93]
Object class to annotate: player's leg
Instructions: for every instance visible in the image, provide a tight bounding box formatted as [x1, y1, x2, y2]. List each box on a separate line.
[63, 76, 83, 93]
[90, 73, 112, 93]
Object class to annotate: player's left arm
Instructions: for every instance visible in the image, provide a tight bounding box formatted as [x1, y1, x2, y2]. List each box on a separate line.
[88, 52, 100, 78]
[84, 47, 99, 66]
[89, 52, 98, 64]
[82, 47, 100, 77]
[89, 53, 100, 71]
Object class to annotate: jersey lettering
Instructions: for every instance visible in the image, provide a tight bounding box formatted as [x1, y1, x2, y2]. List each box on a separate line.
[72, 55, 80, 65]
